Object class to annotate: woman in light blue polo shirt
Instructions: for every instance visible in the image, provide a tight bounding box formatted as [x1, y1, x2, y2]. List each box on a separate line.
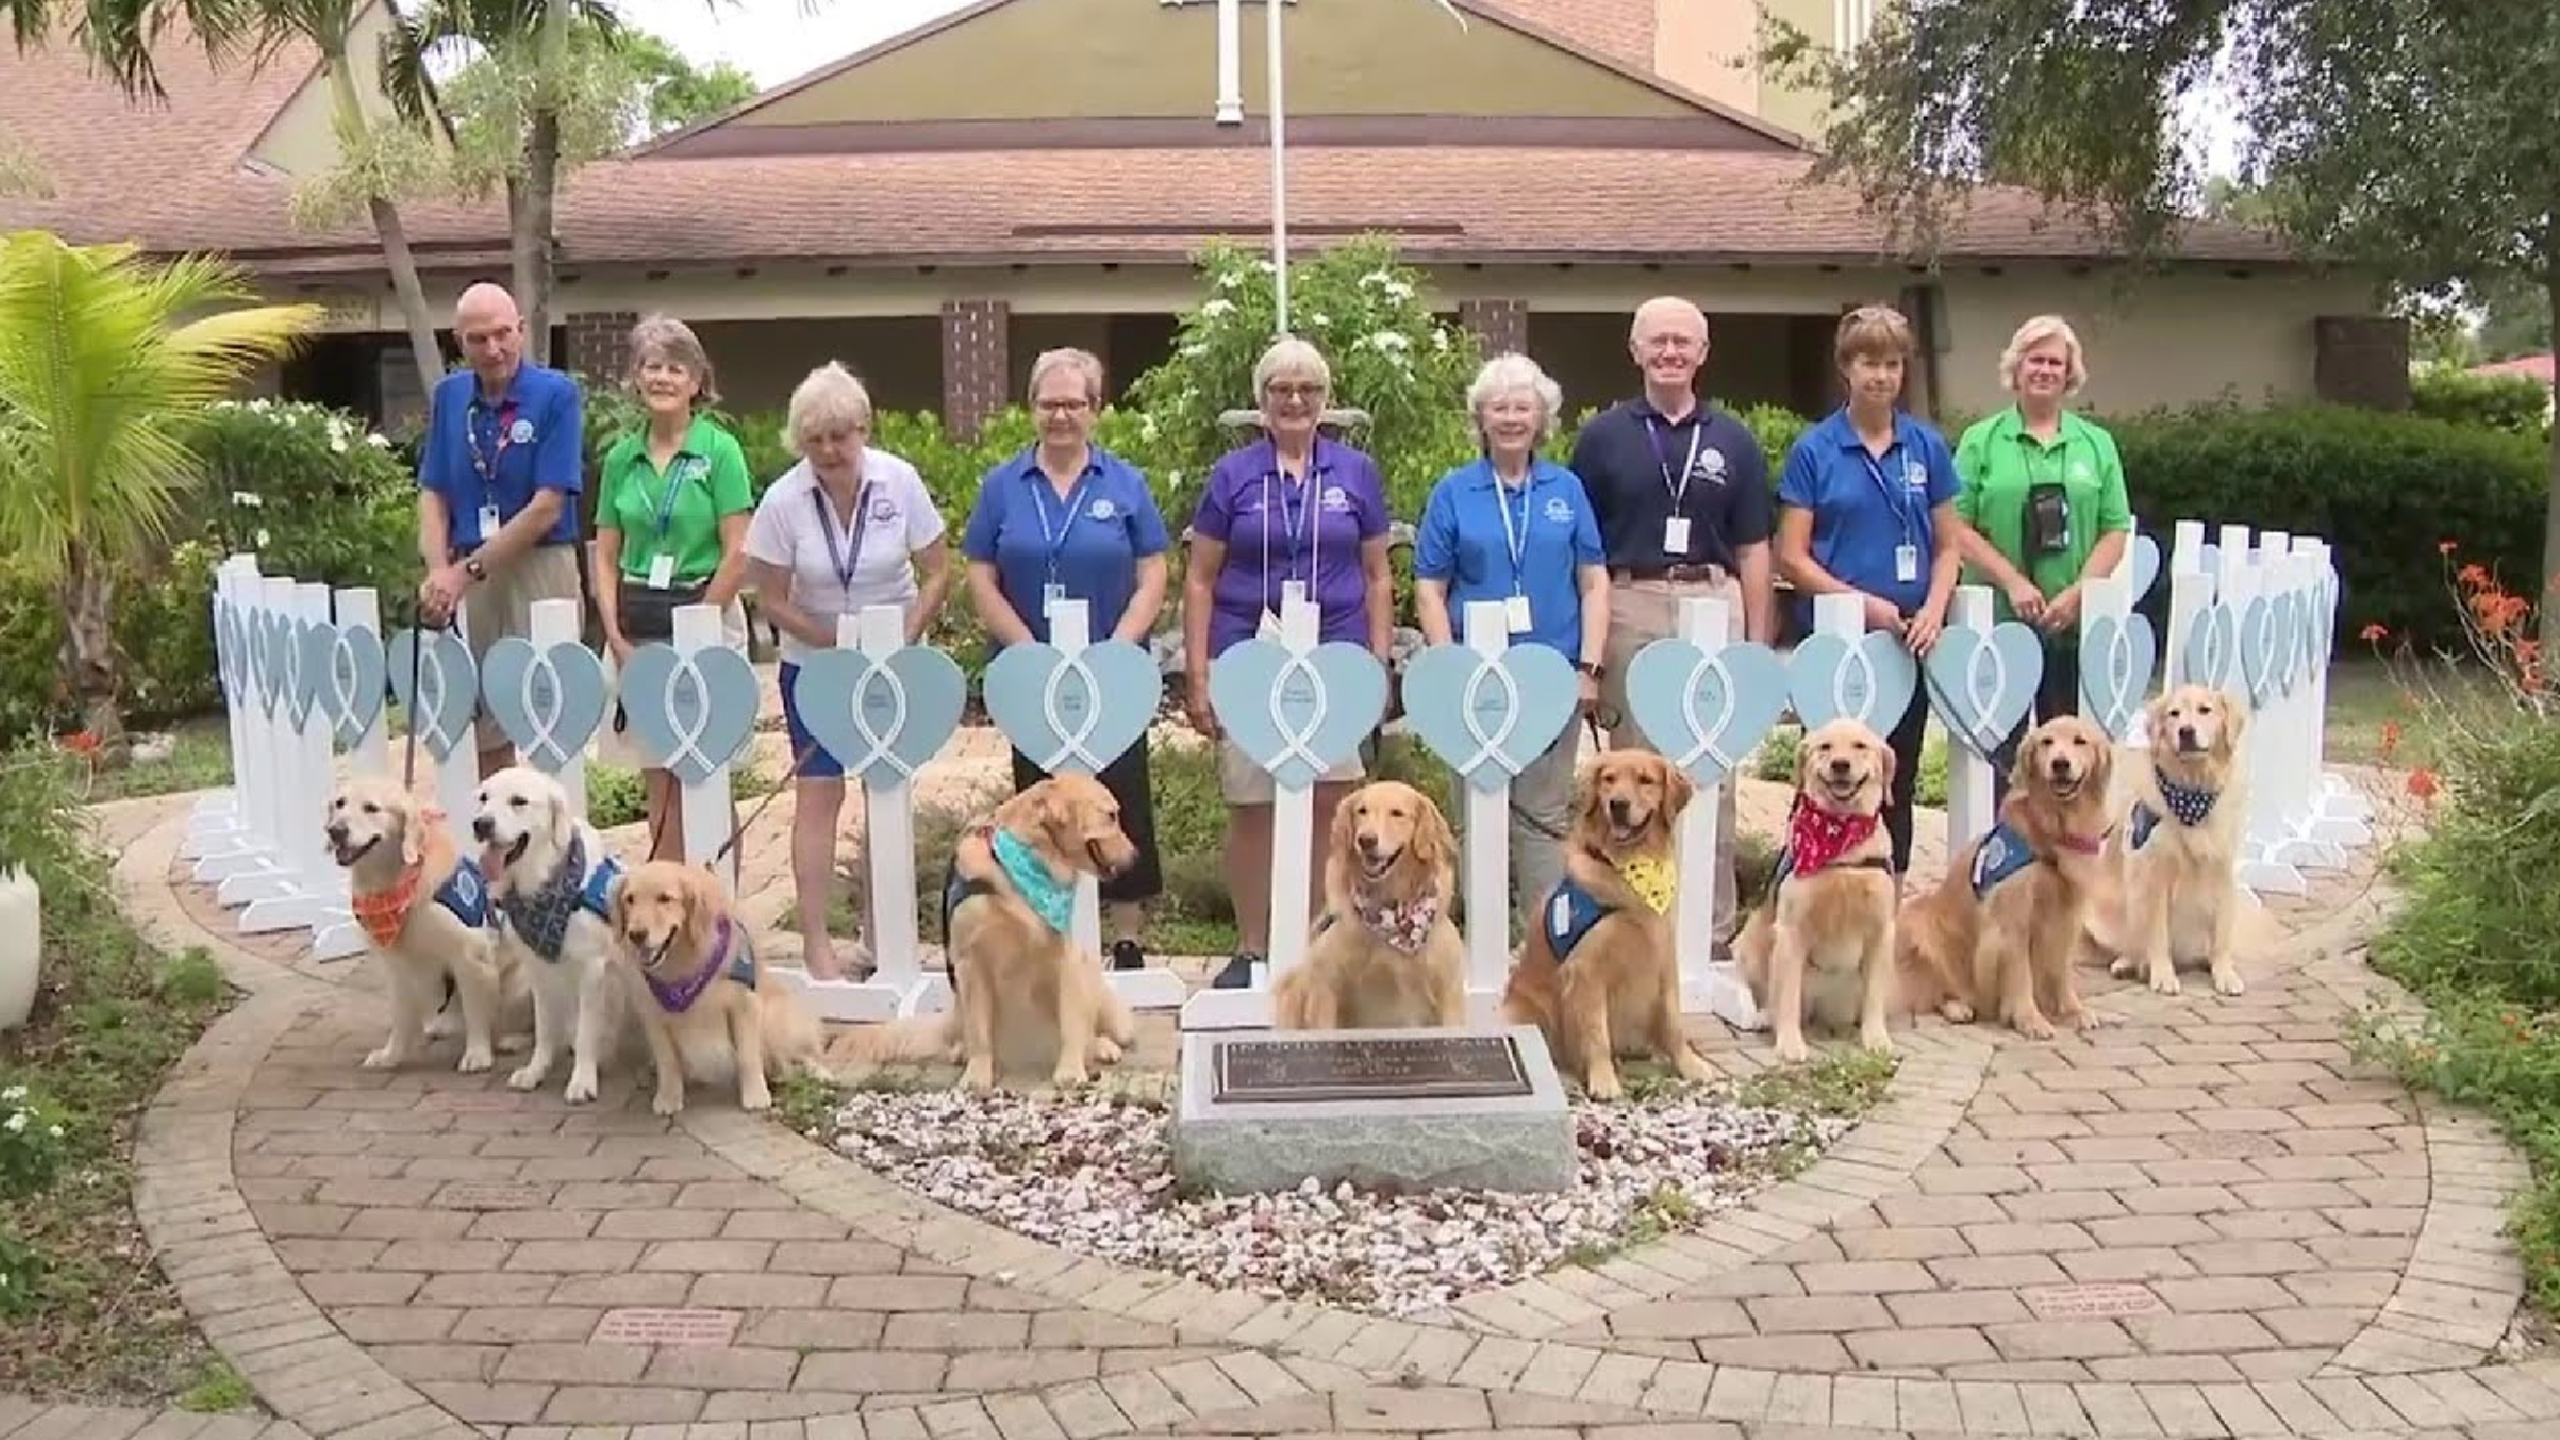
[1415, 353, 1609, 934]
[1774, 304, 1981, 880]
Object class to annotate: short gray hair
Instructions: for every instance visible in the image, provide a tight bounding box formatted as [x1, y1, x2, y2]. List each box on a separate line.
[784, 362, 873, 454]
[1252, 336, 1332, 396]
[626, 313, 718, 408]
[1465, 352, 1563, 438]
[1999, 313, 2089, 394]
[1027, 347, 1106, 406]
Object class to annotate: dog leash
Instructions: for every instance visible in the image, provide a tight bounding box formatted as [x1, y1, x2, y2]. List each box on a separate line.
[642, 735, 825, 874]
[400, 610, 447, 791]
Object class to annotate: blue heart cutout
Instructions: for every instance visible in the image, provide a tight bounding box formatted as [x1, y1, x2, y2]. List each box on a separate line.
[2182, 603, 2239, 695]
[323, 622, 388, 750]
[386, 628, 480, 762]
[2125, 532, 2162, 602]
[2079, 612, 2157, 739]
[1208, 639, 1388, 790]
[1624, 638, 1791, 789]
[2271, 590, 2304, 698]
[983, 640, 1162, 776]
[2238, 595, 2280, 707]
[284, 618, 325, 730]
[1924, 622, 2047, 759]
[1401, 644, 1579, 793]
[1788, 631, 1919, 733]
[789, 645, 968, 784]
[249, 609, 287, 716]
[482, 638, 611, 773]
[618, 642, 762, 785]
[217, 600, 251, 704]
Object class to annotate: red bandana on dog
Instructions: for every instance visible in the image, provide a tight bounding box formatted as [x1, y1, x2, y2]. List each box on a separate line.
[1786, 799, 1882, 878]
[351, 866, 424, 948]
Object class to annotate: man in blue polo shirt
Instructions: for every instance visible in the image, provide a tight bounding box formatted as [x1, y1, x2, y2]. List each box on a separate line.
[416, 282, 586, 779]
[1564, 296, 1775, 951]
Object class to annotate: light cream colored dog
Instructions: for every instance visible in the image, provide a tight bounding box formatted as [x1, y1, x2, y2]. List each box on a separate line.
[1735, 719, 1900, 1062]
[473, 765, 626, 1103]
[326, 775, 519, 1073]
[1274, 780, 1467, 1030]
[2086, 685, 2251, 996]
[608, 860, 822, 1116]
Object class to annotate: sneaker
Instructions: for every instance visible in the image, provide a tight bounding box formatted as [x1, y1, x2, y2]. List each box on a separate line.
[1211, 952, 1261, 990]
[1110, 939, 1145, 972]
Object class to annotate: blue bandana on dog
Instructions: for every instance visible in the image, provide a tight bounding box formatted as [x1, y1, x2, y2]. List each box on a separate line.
[991, 828, 1074, 934]
[495, 833, 621, 963]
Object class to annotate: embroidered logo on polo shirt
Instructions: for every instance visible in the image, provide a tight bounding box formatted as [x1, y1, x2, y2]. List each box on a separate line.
[868, 495, 899, 525]
[1089, 498, 1117, 520]
[1320, 486, 1352, 512]
[677, 457, 708, 481]
[1699, 448, 1729, 484]
[1542, 497, 1574, 525]
[1903, 461, 1927, 489]
[509, 418, 535, 443]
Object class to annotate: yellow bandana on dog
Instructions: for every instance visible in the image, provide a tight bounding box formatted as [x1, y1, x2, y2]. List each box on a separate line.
[1618, 856, 1675, 914]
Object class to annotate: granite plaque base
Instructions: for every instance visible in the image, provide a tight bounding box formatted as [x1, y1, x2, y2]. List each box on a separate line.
[1170, 1025, 1575, 1195]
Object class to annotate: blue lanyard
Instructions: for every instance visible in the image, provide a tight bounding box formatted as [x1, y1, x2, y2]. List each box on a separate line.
[1491, 466, 1533, 596]
[1031, 467, 1093, 584]
[1859, 448, 1923, 544]
[1642, 417, 1703, 506]
[812, 483, 873, 596]
[648, 456, 693, 548]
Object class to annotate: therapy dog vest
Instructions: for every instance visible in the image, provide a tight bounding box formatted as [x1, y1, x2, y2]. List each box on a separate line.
[642, 916, 759, 1013]
[350, 857, 490, 949]
[495, 834, 622, 963]
[1540, 857, 1674, 963]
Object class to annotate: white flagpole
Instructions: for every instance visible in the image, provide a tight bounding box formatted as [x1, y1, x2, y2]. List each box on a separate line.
[1267, 0, 1288, 333]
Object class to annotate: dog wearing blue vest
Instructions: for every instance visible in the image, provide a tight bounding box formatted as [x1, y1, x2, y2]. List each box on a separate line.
[1273, 780, 1466, 1031]
[1734, 719, 1902, 1063]
[475, 765, 629, 1104]
[1500, 751, 1716, 1100]
[327, 773, 525, 1075]
[1899, 714, 2117, 1040]
[608, 860, 822, 1116]
[2083, 684, 2250, 998]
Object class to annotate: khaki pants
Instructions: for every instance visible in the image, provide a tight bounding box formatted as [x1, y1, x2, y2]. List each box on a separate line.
[460, 544, 586, 755]
[1599, 575, 1745, 945]
[1504, 720, 1582, 937]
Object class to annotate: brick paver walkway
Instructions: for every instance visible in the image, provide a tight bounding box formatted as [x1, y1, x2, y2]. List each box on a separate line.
[34, 759, 2558, 1440]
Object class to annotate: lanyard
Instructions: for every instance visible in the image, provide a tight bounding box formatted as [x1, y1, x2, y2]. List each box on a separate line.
[1642, 416, 1704, 508]
[1859, 448, 1922, 545]
[469, 399, 519, 485]
[1031, 466, 1093, 583]
[812, 481, 874, 597]
[1491, 466, 1533, 596]
[648, 455, 693, 550]
[1259, 466, 1320, 610]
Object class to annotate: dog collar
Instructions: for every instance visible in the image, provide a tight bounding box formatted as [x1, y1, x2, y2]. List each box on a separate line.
[1616, 855, 1675, 915]
[2056, 830, 2108, 855]
[351, 865, 424, 949]
[1785, 799, 1882, 879]
[1350, 891, 1442, 956]
[991, 828, 1074, 934]
[645, 916, 753, 1013]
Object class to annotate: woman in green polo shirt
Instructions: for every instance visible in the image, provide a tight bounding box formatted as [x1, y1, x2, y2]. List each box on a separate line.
[1953, 313, 2134, 802]
[592, 314, 755, 860]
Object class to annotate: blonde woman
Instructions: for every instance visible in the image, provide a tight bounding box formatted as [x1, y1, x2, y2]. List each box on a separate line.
[591, 314, 752, 861]
[742, 363, 952, 981]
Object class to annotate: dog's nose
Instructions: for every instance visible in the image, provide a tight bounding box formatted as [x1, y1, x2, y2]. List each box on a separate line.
[1825, 757, 1855, 778]
[324, 821, 347, 842]
[1357, 833, 1380, 857]
[2177, 724, 2199, 747]
[2048, 755, 2075, 778]
[470, 816, 496, 841]
[1607, 796, 1631, 821]
[625, 928, 651, 946]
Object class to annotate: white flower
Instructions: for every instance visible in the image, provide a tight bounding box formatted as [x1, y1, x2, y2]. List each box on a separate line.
[1309, 313, 1331, 330]
[4, 1113, 22, 1134]
[231, 491, 262, 509]
[3, 1086, 25, 1103]
[329, 435, 348, 454]
[246, 398, 271, 412]
[44, 1125, 60, 1139]
[1366, 331, 1412, 353]
[1138, 415, 1159, 444]
[1431, 329, 1451, 351]
[1199, 298, 1236, 319]
[366, 433, 391, 449]
[254, 528, 271, 548]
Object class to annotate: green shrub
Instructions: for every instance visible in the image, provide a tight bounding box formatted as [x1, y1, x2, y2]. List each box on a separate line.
[2411, 367, 2553, 437]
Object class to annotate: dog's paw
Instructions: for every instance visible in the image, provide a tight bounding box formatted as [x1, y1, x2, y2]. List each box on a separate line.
[2213, 967, 2246, 997]
[651, 1086, 685, 1117]
[1672, 1047, 1715, 1082]
[362, 1044, 404, 1071]
[739, 1084, 772, 1112]
[2109, 955, 2137, 979]
[564, 1069, 600, 1105]
[2065, 1008, 2106, 1032]
[1092, 1037, 1124, 1066]
[961, 1061, 997, 1093]
[1860, 1027, 1895, 1055]
[2016, 1014, 2057, 1042]
[456, 1046, 493, 1075]
[1771, 1035, 1811, 1065]
[1049, 1067, 1091, 1090]
[424, 1010, 461, 1040]
[1940, 999, 1976, 1024]
[506, 1063, 545, 1092]
[2149, 969, 2183, 996]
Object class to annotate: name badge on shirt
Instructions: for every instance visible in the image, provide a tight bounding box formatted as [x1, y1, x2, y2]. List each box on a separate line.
[1663, 516, 1692, 555]
[1042, 583, 1067, 618]
[476, 505, 502, 540]
[646, 554, 675, 591]
[1895, 545, 1920, 584]
[1505, 594, 1534, 635]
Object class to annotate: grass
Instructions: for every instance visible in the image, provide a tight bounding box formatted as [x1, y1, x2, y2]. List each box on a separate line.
[174, 1361, 253, 1413]
[0, 748, 240, 1402]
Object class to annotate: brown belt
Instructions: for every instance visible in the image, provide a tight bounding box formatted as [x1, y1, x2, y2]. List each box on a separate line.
[1612, 564, 1727, 584]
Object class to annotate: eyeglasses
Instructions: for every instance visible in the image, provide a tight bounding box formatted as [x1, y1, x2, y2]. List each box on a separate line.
[1265, 382, 1327, 401]
[1035, 397, 1094, 414]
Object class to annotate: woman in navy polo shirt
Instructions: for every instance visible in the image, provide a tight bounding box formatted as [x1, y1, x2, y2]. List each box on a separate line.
[962, 347, 1172, 970]
[1773, 304, 1982, 880]
[1414, 353, 1608, 937]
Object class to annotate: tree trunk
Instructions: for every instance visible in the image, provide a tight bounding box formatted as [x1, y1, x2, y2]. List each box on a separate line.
[325, 59, 443, 404]
[2543, 264, 2560, 662]
[519, 108, 559, 366]
[61, 543, 127, 769]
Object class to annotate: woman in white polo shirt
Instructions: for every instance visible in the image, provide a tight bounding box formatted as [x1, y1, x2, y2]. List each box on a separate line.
[742, 362, 953, 982]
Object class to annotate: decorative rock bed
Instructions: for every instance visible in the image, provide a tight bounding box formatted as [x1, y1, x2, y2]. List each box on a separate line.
[828, 1081, 1859, 1315]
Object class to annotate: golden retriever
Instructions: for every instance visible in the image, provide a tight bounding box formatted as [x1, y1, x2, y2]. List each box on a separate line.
[474, 765, 626, 1103]
[1500, 751, 1715, 1099]
[1900, 714, 2117, 1040]
[1273, 781, 1467, 1030]
[2084, 685, 2251, 996]
[1734, 719, 1900, 1062]
[326, 774, 520, 1073]
[846, 774, 1138, 1091]
[608, 861, 823, 1116]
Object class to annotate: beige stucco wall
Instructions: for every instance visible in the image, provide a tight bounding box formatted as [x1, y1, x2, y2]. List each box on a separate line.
[736, 0, 1694, 126]
[244, 0, 410, 179]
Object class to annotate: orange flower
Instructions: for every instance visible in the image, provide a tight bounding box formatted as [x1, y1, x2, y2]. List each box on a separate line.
[2360, 622, 2389, 643]
[2439, 539, 2459, 556]
[2407, 767, 2439, 801]
[2458, 563, 2491, 589]
[58, 730, 99, 755]
[2379, 721, 2403, 761]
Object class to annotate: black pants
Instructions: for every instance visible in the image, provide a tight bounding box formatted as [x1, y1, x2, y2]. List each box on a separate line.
[1882, 679, 1930, 875]
[1989, 639, 2085, 809]
[1008, 736, 1165, 903]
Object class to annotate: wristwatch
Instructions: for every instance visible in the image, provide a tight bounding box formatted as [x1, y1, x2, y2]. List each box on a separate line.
[1577, 661, 1605, 681]
[463, 556, 488, 583]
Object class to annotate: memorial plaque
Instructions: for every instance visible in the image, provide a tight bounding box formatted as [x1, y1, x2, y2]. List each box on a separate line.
[593, 1307, 741, 1346]
[2021, 1282, 2168, 1320]
[1211, 1034, 1532, 1105]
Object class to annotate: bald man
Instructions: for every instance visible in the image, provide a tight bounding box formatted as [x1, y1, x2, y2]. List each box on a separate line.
[415, 282, 587, 778]
[1564, 295, 1776, 956]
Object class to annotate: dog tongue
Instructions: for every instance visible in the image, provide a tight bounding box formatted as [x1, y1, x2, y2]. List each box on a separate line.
[480, 842, 508, 885]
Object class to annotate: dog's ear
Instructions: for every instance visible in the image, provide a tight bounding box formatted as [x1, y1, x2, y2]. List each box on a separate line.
[546, 783, 577, 853]
[1658, 756, 1695, 819]
[2008, 725, 2041, 796]
[2141, 690, 2172, 746]
[1329, 787, 1362, 860]
[681, 867, 720, 958]
[395, 796, 425, 869]
[1415, 793, 1457, 875]
[2218, 691, 2248, 755]
[606, 870, 631, 936]
[1794, 731, 1815, 793]
[2085, 722, 2115, 798]
[1872, 735, 1899, 803]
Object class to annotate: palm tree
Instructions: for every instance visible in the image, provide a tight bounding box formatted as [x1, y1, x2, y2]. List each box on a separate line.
[0, 230, 319, 762]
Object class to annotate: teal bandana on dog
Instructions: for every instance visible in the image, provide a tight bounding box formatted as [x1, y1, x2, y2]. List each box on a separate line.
[991, 828, 1074, 934]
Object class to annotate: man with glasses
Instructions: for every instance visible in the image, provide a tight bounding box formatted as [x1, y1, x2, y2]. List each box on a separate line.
[1565, 296, 1775, 955]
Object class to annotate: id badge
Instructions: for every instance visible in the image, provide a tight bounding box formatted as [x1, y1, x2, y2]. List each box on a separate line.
[1505, 594, 1534, 635]
[475, 505, 501, 540]
[646, 554, 675, 590]
[1042, 583, 1067, 617]
[1662, 516, 1692, 555]
[1895, 545, 1920, 584]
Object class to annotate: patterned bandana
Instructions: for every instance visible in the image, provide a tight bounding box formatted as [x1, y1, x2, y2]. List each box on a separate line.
[499, 834, 591, 963]
[351, 866, 425, 949]
[644, 916, 753, 1014]
[1350, 891, 1443, 955]
[1786, 799, 1883, 880]
[1617, 856, 1676, 914]
[992, 828, 1074, 934]
[2156, 768, 2220, 827]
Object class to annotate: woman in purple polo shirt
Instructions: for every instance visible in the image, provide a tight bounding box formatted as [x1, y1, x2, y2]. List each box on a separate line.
[1181, 337, 1396, 991]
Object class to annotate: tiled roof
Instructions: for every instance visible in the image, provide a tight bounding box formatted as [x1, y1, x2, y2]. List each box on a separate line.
[2469, 354, 2555, 386]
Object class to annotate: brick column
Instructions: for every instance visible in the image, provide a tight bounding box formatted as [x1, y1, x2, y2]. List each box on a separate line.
[1458, 298, 1530, 360]
[2314, 315, 2413, 410]
[561, 310, 638, 386]
[941, 299, 1012, 437]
